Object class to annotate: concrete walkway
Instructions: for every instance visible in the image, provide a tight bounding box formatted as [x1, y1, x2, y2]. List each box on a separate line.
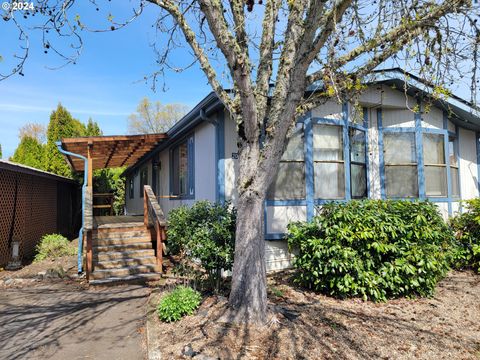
[0, 283, 149, 360]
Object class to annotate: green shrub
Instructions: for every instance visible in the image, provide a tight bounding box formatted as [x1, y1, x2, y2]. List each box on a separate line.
[287, 200, 455, 301]
[449, 199, 480, 272]
[167, 201, 236, 289]
[34, 234, 76, 262]
[157, 286, 201, 322]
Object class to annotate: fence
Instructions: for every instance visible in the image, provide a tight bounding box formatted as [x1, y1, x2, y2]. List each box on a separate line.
[0, 161, 80, 267]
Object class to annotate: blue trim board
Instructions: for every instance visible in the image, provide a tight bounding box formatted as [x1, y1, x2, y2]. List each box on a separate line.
[443, 111, 453, 215]
[266, 199, 307, 206]
[343, 103, 351, 201]
[377, 108, 386, 199]
[215, 111, 226, 204]
[311, 117, 343, 126]
[415, 100, 426, 199]
[304, 115, 315, 220]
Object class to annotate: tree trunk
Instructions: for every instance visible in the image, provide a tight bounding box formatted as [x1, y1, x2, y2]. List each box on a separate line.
[228, 183, 268, 324]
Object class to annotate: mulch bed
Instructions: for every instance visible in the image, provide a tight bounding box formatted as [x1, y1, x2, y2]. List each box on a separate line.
[148, 271, 480, 360]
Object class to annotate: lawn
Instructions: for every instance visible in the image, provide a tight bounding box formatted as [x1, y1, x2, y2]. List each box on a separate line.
[148, 270, 480, 360]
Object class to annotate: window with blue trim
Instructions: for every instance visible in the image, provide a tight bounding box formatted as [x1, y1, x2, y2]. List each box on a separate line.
[384, 132, 418, 198]
[449, 135, 460, 197]
[171, 135, 195, 198]
[349, 128, 367, 198]
[139, 167, 148, 198]
[423, 133, 447, 197]
[128, 177, 134, 199]
[267, 124, 305, 200]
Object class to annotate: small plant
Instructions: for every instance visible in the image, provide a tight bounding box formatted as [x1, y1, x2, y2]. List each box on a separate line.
[34, 234, 76, 262]
[287, 200, 455, 301]
[450, 199, 480, 272]
[157, 286, 201, 322]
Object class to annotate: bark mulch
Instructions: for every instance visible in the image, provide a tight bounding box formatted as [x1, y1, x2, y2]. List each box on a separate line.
[148, 270, 480, 360]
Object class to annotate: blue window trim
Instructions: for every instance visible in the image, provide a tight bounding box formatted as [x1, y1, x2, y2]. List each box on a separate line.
[378, 103, 463, 216]
[477, 130, 480, 198]
[265, 106, 369, 239]
[169, 133, 195, 200]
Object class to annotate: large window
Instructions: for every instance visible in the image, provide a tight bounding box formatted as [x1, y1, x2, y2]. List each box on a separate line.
[313, 124, 345, 199]
[350, 128, 367, 198]
[423, 133, 447, 197]
[267, 125, 305, 200]
[139, 167, 148, 198]
[449, 135, 460, 197]
[384, 133, 418, 198]
[172, 141, 189, 196]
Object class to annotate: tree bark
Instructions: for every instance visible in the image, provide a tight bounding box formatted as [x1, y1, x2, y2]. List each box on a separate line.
[228, 184, 268, 324]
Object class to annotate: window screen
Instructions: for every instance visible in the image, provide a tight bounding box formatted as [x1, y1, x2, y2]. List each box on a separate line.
[350, 129, 367, 198]
[313, 124, 345, 199]
[423, 133, 447, 197]
[449, 135, 460, 197]
[267, 125, 305, 200]
[384, 133, 418, 198]
[172, 141, 189, 196]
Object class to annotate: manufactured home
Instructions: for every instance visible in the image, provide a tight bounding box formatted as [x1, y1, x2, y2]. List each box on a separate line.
[58, 68, 480, 281]
[118, 69, 480, 271]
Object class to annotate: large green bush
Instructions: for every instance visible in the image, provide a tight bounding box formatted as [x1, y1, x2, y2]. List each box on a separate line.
[167, 201, 236, 288]
[287, 200, 455, 301]
[34, 234, 76, 262]
[157, 286, 201, 322]
[449, 199, 480, 272]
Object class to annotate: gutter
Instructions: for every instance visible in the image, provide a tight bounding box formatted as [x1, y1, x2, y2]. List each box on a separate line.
[56, 141, 88, 274]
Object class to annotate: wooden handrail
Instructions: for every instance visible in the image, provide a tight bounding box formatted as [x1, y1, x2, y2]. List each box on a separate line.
[144, 185, 167, 270]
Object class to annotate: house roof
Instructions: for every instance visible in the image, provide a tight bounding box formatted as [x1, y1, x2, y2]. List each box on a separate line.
[60, 134, 168, 172]
[0, 160, 76, 183]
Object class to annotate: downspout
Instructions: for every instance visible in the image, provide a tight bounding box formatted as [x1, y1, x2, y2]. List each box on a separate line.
[56, 141, 88, 274]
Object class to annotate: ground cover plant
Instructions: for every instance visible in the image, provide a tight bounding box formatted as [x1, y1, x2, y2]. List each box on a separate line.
[34, 234, 76, 262]
[450, 199, 480, 272]
[287, 200, 456, 301]
[157, 285, 201, 322]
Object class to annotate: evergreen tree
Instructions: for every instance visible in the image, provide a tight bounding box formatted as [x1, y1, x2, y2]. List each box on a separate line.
[11, 136, 45, 169]
[85, 118, 103, 136]
[44, 104, 86, 177]
[0, 144, 2, 159]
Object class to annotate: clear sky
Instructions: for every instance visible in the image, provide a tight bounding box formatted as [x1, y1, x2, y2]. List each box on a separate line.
[0, 2, 213, 159]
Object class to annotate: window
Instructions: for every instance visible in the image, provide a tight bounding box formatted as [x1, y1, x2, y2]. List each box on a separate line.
[171, 136, 194, 197]
[449, 135, 460, 197]
[129, 177, 134, 199]
[384, 133, 418, 198]
[313, 124, 345, 199]
[267, 125, 305, 200]
[350, 128, 367, 198]
[423, 133, 447, 197]
[139, 167, 148, 198]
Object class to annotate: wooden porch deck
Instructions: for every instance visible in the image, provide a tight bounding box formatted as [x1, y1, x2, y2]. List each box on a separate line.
[94, 216, 144, 229]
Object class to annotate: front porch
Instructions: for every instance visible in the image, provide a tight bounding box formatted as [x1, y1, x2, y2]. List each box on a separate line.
[58, 134, 169, 283]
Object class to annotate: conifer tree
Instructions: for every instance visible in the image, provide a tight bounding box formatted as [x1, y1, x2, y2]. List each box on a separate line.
[11, 136, 45, 169]
[85, 118, 103, 136]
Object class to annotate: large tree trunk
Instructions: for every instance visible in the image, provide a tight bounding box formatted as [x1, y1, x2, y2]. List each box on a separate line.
[228, 185, 268, 324]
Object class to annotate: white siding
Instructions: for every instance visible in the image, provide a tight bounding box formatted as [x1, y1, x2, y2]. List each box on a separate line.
[381, 108, 415, 128]
[311, 100, 343, 119]
[125, 162, 152, 215]
[224, 111, 239, 203]
[367, 107, 382, 199]
[266, 241, 293, 271]
[434, 202, 449, 220]
[194, 121, 217, 201]
[459, 127, 479, 200]
[266, 205, 307, 234]
[422, 107, 443, 129]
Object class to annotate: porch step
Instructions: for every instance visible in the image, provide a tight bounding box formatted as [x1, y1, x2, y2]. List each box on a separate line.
[94, 230, 150, 240]
[89, 272, 162, 286]
[93, 236, 151, 246]
[94, 256, 158, 269]
[94, 242, 153, 252]
[94, 249, 155, 262]
[90, 264, 161, 280]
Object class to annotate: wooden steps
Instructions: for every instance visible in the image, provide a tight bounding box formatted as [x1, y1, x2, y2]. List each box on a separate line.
[89, 222, 161, 285]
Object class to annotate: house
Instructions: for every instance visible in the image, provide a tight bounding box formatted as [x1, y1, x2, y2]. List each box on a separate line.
[121, 68, 480, 272]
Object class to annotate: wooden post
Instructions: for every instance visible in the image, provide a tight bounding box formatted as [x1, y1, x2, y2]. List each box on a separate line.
[86, 230, 93, 281]
[143, 187, 148, 227]
[87, 142, 93, 187]
[156, 222, 164, 270]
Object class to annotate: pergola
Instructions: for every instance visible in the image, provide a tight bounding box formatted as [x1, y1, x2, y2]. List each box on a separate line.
[60, 134, 168, 186]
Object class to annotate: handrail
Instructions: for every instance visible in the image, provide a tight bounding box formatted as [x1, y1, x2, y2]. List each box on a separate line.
[144, 185, 167, 269]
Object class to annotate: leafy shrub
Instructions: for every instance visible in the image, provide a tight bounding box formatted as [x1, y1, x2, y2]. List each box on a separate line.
[34, 234, 76, 262]
[157, 286, 201, 322]
[167, 201, 236, 289]
[449, 199, 480, 272]
[287, 200, 455, 301]
[93, 168, 126, 216]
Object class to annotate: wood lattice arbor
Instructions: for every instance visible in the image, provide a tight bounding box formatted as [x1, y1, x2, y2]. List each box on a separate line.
[60, 134, 168, 186]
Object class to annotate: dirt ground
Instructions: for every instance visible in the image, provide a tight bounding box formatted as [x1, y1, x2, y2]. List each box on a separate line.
[149, 271, 480, 360]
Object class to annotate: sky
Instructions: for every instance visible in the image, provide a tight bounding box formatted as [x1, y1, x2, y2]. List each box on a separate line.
[0, 2, 213, 159]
